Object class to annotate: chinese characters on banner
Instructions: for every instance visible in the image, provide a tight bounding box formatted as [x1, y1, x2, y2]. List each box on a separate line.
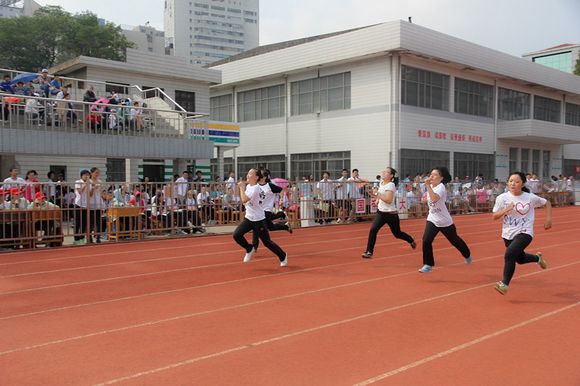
[370, 197, 378, 214]
[355, 199, 366, 214]
[417, 129, 483, 143]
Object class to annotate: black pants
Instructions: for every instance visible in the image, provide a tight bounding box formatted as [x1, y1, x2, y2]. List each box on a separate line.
[233, 218, 286, 261]
[502, 234, 538, 285]
[422, 221, 470, 266]
[74, 205, 88, 241]
[252, 211, 289, 249]
[366, 212, 414, 254]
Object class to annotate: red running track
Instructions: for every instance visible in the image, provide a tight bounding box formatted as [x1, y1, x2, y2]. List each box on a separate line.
[0, 207, 579, 385]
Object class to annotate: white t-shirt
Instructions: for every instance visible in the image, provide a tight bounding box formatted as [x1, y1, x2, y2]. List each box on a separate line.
[259, 183, 276, 212]
[426, 183, 453, 227]
[175, 177, 189, 197]
[3, 177, 26, 190]
[493, 191, 547, 240]
[378, 181, 397, 212]
[317, 179, 334, 201]
[335, 177, 349, 200]
[347, 177, 363, 199]
[244, 184, 266, 221]
[74, 179, 89, 208]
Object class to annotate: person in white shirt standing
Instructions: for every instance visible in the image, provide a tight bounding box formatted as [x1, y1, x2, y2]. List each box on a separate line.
[174, 171, 190, 206]
[233, 168, 288, 267]
[348, 168, 366, 222]
[334, 169, 350, 224]
[419, 166, 472, 273]
[3, 167, 26, 193]
[73, 170, 91, 245]
[492, 172, 551, 295]
[316, 171, 335, 224]
[362, 167, 416, 258]
[226, 171, 236, 191]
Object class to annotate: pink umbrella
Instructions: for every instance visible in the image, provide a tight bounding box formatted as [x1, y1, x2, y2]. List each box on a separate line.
[271, 178, 289, 189]
[90, 97, 110, 112]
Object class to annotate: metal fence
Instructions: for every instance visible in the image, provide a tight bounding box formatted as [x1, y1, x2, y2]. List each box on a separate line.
[0, 180, 577, 250]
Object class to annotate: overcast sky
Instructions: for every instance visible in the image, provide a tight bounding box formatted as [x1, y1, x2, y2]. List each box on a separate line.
[35, 0, 580, 56]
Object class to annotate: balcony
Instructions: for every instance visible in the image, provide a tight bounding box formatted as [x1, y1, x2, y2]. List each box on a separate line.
[497, 119, 580, 144]
[0, 92, 214, 159]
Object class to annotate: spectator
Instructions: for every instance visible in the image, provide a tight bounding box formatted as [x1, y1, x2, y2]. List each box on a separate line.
[0, 188, 7, 209]
[24, 170, 41, 203]
[226, 171, 236, 191]
[197, 185, 214, 225]
[24, 91, 44, 123]
[174, 171, 190, 204]
[348, 168, 366, 222]
[316, 171, 334, 224]
[113, 184, 130, 206]
[7, 188, 28, 209]
[35, 69, 51, 97]
[335, 168, 350, 223]
[73, 169, 91, 245]
[3, 167, 26, 193]
[49, 75, 62, 96]
[88, 167, 104, 243]
[13, 81, 26, 95]
[0, 75, 14, 94]
[193, 170, 205, 183]
[186, 189, 204, 233]
[129, 101, 144, 130]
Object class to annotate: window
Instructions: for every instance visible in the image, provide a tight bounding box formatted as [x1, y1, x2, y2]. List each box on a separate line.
[175, 90, 196, 112]
[532, 149, 540, 175]
[534, 96, 561, 123]
[106, 158, 126, 182]
[401, 66, 449, 111]
[49, 165, 67, 181]
[542, 150, 551, 179]
[454, 78, 494, 117]
[498, 88, 531, 120]
[521, 148, 530, 172]
[453, 152, 495, 180]
[210, 94, 233, 121]
[533, 51, 573, 73]
[290, 151, 350, 181]
[565, 103, 580, 127]
[291, 72, 351, 115]
[399, 149, 449, 177]
[237, 85, 286, 122]
[210, 157, 234, 180]
[563, 158, 580, 178]
[105, 82, 129, 96]
[509, 147, 518, 173]
[237, 155, 287, 179]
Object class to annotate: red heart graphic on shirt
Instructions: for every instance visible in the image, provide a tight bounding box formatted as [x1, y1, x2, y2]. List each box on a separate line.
[515, 202, 530, 215]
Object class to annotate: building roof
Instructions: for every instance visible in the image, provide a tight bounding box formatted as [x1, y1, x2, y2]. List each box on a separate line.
[211, 20, 580, 97]
[209, 25, 378, 67]
[522, 43, 580, 57]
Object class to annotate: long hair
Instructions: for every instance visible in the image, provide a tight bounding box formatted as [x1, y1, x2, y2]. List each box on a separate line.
[433, 166, 452, 185]
[509, 172, 530, 193]
[386, 167, 399, 187]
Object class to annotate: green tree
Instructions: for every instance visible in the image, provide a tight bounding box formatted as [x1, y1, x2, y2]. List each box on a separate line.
[574, 58, 580, 76]
[0, 6, 134, 72]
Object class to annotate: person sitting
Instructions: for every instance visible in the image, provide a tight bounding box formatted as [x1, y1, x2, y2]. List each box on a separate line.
[0, 75, 14, 94]
[13, 81, 26, 95]
[24, 91, 45, 123]
[7, 188, 28, 210]
[35, 69, 51, 97]
[49, 75, 62, 96]
[28, 192, 60, 245]
[185, 189, 204, 233]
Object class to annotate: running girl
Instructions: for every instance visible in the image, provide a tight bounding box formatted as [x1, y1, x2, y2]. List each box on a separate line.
[419, 166, 472, 273]
[233, 168, 288, 267]
[492, 172, 551, 295]
[362, 167, 416, 258]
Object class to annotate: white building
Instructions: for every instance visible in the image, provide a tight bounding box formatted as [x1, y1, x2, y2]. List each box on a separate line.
[0, 0, 40, 18]
[164, 0, 259, 67]
[523, 43, 580, 74]
[122, 25, 171, 57]
[208, 21, 580, 181]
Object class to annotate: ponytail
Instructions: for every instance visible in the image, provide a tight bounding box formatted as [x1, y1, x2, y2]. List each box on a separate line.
[387, 167, 399, 187]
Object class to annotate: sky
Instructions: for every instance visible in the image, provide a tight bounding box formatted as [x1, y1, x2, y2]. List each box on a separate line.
[34, 0, 580, 57]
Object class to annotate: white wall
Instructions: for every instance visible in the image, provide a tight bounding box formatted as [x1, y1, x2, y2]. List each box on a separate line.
[15, 156, 107, 182]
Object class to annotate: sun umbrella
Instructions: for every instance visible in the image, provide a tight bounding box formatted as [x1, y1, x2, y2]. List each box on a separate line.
[271, 178, 289, 189]
[90, 97, 110, 112]
[10, 73, 38, 85]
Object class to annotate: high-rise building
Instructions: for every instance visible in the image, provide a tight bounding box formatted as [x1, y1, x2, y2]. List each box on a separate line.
[122, 24, 171, 56]
[164, 0, 259, 67]
[522, 43, 580, 74]
[0, 0, 40, 18]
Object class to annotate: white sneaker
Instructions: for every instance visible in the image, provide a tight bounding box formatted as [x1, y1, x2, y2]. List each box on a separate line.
[243, 248, 255, 263]
[418, 264, 433, 273]
[280, 254, 288, 267]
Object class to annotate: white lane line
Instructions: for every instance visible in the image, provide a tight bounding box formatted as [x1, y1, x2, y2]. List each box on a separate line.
[353, 302, 580, 385]
[90, 260, 580, 386]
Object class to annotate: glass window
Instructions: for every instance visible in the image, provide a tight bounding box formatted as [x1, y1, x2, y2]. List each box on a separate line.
[509, 147, 518, 173]
[237, 155, 287, 179]
[534, 96, 561, 123]
[399, 149, 450, 178]
[210, 94, 233, 122]
[454, 78, 494, 117]
[565, 102, 580, 127]
[453, 152, 495, 180]
[291, 72, 351, 116]
[290, 151, 351, 180]
[542, 150, 551, 179]
[498, 88, 531, 120]
[237, 85, 286, 122]
[210, 157, 234, 180]
[401, 66, 449, 111]
[521, 148, 530, 172]
[533, 51, 573, 73]
[532, 149, 540, 175]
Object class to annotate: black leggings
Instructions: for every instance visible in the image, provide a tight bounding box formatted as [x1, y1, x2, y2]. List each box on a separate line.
[422, 221, 470, 266]
[233, 218, 286, 261]
[366, 212, 414, 253]
[502, 234, 539, 285]
[252, 211, 289, 249]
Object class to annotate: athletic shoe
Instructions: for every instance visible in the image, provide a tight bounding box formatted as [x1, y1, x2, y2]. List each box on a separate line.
[361, 251, 373, 259]
[73, 240, 84, 246]
[280, 254, 288, 267]
[287, 223, 293, 234]
[494, 281, 508, 295]
[536, 252, 547, 269]
[410, 241, 417, 250]
[243, 248, 255, 263]
[465, 256, 472, 265]
[418, 264, 433, 273]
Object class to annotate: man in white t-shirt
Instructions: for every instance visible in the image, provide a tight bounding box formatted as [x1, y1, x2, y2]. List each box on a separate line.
[226, 171, 236, 191]
[73, 170, 91, 245]
[3, 167, 26, 193]
[348, 168, 366, 222]
[174, 171, 190, 205]
[335, 169, 350, 223]
[316, 171, 334, 224]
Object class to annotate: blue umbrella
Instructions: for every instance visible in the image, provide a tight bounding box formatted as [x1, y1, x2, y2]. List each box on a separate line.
[10, 72, 38, 85]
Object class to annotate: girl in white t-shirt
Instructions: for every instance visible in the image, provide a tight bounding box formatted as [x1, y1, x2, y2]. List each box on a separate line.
[419, 167, 472, 273]
[362, 167, 416, 258]
[492, 172, 551, 295]
[232, 169, 288, 267]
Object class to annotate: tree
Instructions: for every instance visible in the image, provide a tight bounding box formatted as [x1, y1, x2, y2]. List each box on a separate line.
[0, 6, 134, 72]
[575, 58, 580, 76]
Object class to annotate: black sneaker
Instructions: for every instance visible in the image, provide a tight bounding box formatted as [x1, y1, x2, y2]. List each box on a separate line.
[361, 251, 373, 259]
[410, 240, 417, 250]
[286, 223, 293, 234]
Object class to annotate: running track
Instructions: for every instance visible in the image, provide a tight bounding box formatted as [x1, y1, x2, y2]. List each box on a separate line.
[1, 207, 579, 385]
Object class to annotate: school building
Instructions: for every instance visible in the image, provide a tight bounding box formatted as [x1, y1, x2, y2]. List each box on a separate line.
[208, 20, 580, 181]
